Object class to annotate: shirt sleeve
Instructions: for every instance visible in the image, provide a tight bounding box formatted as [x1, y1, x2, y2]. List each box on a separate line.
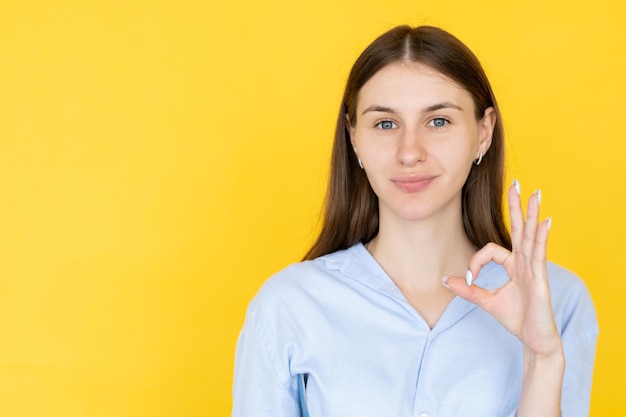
[554, 270, 599, 417]
[232, 303, 302, 417]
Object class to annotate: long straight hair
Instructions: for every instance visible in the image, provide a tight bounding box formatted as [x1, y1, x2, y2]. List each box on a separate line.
[304, 25, 511, 260]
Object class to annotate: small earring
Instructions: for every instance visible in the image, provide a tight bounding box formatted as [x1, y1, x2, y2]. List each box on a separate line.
[474, 152, 483, 166]
[353, 147, 364, 169]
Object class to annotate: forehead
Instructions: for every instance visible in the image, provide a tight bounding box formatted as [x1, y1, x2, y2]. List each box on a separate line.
[357, 62, 473, 110]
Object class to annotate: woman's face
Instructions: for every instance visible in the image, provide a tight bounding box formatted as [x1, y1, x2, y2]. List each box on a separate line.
[349, 62, 495, 224]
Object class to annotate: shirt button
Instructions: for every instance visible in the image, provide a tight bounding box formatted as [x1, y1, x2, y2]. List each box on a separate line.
[419, 413, 428, 417]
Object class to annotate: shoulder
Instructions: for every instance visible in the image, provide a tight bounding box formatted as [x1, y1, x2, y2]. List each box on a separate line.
[246, 245, 361, 317]
[545, 261, 592, 304]
[254, 248, 350, 298]
[545, 262, 598, 340]
[546, 261, 585, 286]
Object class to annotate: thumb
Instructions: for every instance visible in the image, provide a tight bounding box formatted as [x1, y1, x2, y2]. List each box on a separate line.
[442, 274, 493, 309]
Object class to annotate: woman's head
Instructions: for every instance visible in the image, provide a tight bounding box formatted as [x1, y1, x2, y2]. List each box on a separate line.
[304, 25, 511, 260]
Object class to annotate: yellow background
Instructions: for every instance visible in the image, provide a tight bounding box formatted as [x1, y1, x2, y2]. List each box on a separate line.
[1, 0, 624, 415]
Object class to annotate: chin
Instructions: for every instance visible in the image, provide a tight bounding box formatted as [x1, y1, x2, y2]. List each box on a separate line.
[381, 197, 457, 223]
[401, 212, 438, 222]
[386, 206, 439, 222]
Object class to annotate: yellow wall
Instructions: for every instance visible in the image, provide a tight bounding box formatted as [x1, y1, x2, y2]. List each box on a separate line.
[1, 0, 623, 415]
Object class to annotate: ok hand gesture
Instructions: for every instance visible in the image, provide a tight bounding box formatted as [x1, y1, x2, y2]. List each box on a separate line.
[445, 180, 562, 357]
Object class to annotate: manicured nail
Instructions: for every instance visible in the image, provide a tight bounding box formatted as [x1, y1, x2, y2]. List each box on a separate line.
[441, 276, 450, 289]
[536, 189, 542, 205]
[513, 179, 521, 195]
[547, 217, 552, 230]
[465, 270, 473, 286]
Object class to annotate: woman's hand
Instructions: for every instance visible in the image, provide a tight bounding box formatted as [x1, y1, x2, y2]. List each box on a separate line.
[445, 180, 565, 415]
[444, 180, 562, 357]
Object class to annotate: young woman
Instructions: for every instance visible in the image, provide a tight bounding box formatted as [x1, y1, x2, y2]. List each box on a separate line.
[232, 25, 598, 417]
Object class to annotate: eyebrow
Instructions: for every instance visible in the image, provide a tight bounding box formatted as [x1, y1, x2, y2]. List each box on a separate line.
[424, 102, 463, 112]
[361, 102, 463, 116]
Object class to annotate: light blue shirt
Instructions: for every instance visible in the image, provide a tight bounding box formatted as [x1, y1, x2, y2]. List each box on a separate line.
[232, 243, 598, 417]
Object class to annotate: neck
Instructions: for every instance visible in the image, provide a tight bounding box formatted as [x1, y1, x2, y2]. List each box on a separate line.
[367, 207, 475, 291]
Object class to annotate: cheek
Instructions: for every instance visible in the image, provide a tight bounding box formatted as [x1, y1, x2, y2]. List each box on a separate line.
[354, 133, 387, 158]
[431, 140, 476, 174]
[359, 143, 394, 171]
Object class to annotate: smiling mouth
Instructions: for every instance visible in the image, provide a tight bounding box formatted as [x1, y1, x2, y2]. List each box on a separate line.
[391, 174, 437, 192]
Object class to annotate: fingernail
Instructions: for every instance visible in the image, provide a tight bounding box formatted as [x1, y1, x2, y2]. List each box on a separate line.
[547, 217, 552, 230]
[441, 276, 450, 289]
[465, 270, 473, 286]
[513, 179, 521, 195]
[536, 189, 542, 205]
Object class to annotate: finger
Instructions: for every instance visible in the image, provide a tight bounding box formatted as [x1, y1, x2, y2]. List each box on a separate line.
[466, 242, 513, 285]
[530, 217, 550, 280]
[508, 180, 524, 252]
[443, 274, 499, 311]
[521, 190, 541, 261]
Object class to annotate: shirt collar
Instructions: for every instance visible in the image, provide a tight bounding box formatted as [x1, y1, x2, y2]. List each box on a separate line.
[319, 242, 506, 331]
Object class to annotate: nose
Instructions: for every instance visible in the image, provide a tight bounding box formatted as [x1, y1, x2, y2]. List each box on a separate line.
[397, 127, 426, 166]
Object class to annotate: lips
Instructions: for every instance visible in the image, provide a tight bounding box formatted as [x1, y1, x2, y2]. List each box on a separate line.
[391, 174, 438, 192]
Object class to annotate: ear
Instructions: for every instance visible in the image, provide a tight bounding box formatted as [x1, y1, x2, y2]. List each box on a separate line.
[478, 107, 496, 156]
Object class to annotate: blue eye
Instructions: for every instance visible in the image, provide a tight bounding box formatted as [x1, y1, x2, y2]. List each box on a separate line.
[376, 120, 396, 130]
[429, 117, 449, 128]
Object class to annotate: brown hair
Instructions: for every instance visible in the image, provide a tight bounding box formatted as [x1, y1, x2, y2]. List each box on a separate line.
[304, 25, 511, 260]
